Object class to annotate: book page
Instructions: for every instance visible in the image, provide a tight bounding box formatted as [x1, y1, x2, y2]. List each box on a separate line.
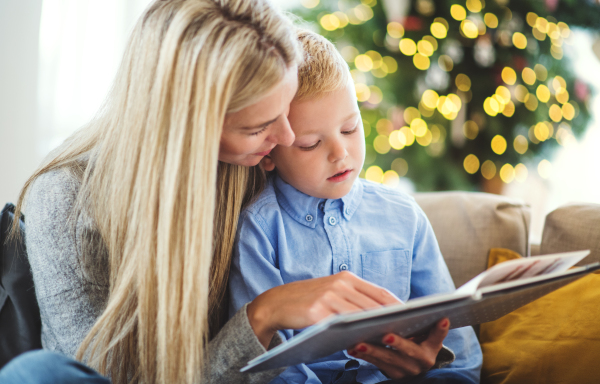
[456, 250, 590, 295]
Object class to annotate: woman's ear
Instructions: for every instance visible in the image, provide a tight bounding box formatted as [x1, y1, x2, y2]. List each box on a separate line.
[260, 155, 276, 172]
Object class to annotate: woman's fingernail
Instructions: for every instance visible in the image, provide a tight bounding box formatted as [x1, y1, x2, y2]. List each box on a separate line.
[357, 345, 368, 353]
[383, 335, 395, 344]
[348, 349, 357, 356]
[441, 319, 449, 328]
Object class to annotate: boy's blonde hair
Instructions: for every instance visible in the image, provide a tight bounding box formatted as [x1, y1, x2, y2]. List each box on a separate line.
[295, 29, 350, 101]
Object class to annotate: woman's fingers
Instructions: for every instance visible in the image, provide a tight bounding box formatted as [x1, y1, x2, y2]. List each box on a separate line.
[343, 272, 400, 306]
[421, 318, 450, 350]
[349, 343, 423, 378]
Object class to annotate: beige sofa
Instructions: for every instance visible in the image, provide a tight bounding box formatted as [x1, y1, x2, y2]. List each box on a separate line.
[413, 191, 600, 289]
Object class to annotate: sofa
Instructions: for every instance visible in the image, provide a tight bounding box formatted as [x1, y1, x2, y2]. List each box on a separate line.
[413, 191, 600, 383]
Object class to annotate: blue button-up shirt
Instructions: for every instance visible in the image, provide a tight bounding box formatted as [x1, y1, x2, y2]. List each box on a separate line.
[229, 174, 482, 384]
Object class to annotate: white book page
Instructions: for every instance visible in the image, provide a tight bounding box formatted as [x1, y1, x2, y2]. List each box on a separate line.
[456, 250, 590, 295]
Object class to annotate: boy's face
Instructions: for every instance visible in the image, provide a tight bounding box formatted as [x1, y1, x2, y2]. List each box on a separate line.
[263, 80, 365, 200]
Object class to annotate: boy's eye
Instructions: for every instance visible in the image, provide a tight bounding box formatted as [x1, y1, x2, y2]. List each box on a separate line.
[342, 125, 358, 135]
[299, 141, 321, 151]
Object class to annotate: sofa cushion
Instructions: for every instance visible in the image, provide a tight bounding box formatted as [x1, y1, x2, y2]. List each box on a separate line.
[414, 192, 530, 287]
[479, 248, 600, 384]
[540, 203, 600, 264]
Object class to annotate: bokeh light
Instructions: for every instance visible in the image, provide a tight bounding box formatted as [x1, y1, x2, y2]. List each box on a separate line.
[466, 0, 482, 13]
[389, 130, 406, 150]
[455, 74, 471, 92]
[512, 32, 527, 49]
[399, 38, 417, 55]
[463, 120, 479, 140]
[513, 135, 528, 154]
[387, 22, 405, 38]
[562, 102, 575, 120]
[391, 158, 408, 177]
[481, 160, 497, 180]
[373, 134, 391, 154]
[514, 163, 528, 183]
[450, 4, 467, 20]
[461, 20, 479, 39]
[382, 170, 400, 187]
[538, 159, 552, 179]
[301, 0, 319, 9]
[500, 164, 515, 183]
[522, 67, 536, 85]
[365, 165, 384, 183]
[549, 104, 562, 122]
[536, 84, 550, 103]
[430, 22, 447, 39]
[484, 13, 498, 28]
[464, 154, 480, 174]
[501, 67, 517, 85]
[491, 135, 507, 155]
[413, 53, 430, 70]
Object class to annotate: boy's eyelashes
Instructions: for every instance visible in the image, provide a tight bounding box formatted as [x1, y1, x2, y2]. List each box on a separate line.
[341, 126, 358, 135]
[299, 141, 320, 151]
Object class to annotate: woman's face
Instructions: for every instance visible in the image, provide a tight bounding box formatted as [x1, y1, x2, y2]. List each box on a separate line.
[219, 65, 298, 167]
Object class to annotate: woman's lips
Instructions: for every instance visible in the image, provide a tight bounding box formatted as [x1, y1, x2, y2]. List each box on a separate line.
[327, 169, 353, 182]
[253, 148, 273, 156]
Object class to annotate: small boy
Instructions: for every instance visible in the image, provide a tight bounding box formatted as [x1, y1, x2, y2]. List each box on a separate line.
[229, 31, 482, 384]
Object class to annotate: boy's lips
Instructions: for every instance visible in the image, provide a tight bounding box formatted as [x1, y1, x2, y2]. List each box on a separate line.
[327, 168, 353, 182]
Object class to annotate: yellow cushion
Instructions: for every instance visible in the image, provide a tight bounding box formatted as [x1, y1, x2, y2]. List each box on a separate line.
[480, 248, 600, 384]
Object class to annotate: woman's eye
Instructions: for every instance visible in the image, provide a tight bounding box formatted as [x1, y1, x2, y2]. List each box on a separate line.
[299, 141, 320, 151]
[249, 126, 268, 136]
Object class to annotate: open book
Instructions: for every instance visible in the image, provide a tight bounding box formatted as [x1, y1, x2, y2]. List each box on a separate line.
[242, 250, 598, 373]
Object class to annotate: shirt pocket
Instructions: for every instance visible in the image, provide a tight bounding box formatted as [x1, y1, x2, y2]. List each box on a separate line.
[361, 249, 411, 301]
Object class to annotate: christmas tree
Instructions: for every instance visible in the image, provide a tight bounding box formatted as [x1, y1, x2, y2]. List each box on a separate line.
[292, 0, 598, 192]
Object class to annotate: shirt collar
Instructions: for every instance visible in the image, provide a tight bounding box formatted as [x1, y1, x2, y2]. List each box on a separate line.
[273, 173, 363, 228]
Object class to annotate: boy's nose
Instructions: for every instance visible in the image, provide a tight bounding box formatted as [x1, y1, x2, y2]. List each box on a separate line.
[328, 142, 348, 163]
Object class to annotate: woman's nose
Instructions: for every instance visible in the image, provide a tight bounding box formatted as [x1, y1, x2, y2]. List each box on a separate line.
[267, 116, 295, 147]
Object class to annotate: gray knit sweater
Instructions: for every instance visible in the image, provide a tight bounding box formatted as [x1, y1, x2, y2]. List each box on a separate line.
[25, 169, 284, 383]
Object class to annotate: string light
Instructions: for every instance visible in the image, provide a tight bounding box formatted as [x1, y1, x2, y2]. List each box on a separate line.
[481, 160, 497, 180]
[374, 135, 391, 154]
[515, 163, 528, 183]
[389, 130, 406, 150]
[512, 32, 528, 49]
[413, 53, 430, 70]
[522, 67, 536, 85]
[391, 158, 409, 177]
[422, 90, 439, 110]
[501, 67, 517, 85]
[301, 0, 319, 9]
[491, 135, 507, 155]
[549, 104, 562, 122]
[463, 120, 479, 140]
[387, 22, 404, 38]
[355, 83, 370, 102]
[484, 13, 498, 28]
[382, 170, 400, 187]
[399, 38, 417, 55]
[464, 154, 480, 174]
[499, 164, 515, 183]
[355, 54, 373, 71]
[455, 74, 471, 92]
[538, 159, 552, 179]
[513, 135, 528, 154]
[365, 165, 384, 183]
[450, 5, 467, 21]
[400, 127, 415, 145]
[536, 84, 550, 103]
[461, 20, 479, 39]
[430, 22, 447, 39]
[562, 102, 575, 120]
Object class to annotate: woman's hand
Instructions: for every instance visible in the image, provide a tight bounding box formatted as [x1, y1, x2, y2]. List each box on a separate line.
[347, 318, 450, 380]
[247, 271, 401, 347]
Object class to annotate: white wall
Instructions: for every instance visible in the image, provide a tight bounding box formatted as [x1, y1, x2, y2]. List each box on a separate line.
[0, 0, 44, 205]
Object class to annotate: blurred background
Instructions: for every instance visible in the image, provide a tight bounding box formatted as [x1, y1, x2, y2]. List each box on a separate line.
[1, 0, 599, 242]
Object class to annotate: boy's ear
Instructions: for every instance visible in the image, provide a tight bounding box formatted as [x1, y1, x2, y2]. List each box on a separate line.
[260, 155, 276, 172]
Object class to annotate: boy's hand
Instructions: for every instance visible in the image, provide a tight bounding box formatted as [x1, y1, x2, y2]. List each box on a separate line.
[247, 271, 401, 348]
[347, 318, 450, 379]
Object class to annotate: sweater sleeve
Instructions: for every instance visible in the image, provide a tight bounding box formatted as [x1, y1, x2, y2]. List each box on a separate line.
[25, 170, 108, 358]
[25, 170, 284, 382]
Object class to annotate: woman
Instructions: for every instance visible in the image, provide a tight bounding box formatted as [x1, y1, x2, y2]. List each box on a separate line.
[0, 0, 453, 383]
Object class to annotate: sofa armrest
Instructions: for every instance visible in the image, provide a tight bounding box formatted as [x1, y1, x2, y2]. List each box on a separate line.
[540, 203, 600, 264]
[414, 192, 530, 288]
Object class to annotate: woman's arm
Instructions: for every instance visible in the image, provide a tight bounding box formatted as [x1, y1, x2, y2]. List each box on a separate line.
[25, 170, 109, 358]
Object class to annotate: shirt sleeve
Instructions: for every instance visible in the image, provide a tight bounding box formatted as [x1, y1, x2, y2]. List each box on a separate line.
[408, 204, 483, 383]
[229, 210, 323, 384]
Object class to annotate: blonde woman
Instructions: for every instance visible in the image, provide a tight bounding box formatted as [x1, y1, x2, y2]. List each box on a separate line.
[0, 1, 448, 383]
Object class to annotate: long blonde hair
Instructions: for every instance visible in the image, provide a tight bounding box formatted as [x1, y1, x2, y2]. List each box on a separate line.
[13, 0, 300, 383]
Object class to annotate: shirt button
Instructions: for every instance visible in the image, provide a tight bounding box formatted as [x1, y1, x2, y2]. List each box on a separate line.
[345, 207, 350, 215]
[329, 217, 337, 226]
[306, 214, 313, 222]
[339, 263, 348, 271]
